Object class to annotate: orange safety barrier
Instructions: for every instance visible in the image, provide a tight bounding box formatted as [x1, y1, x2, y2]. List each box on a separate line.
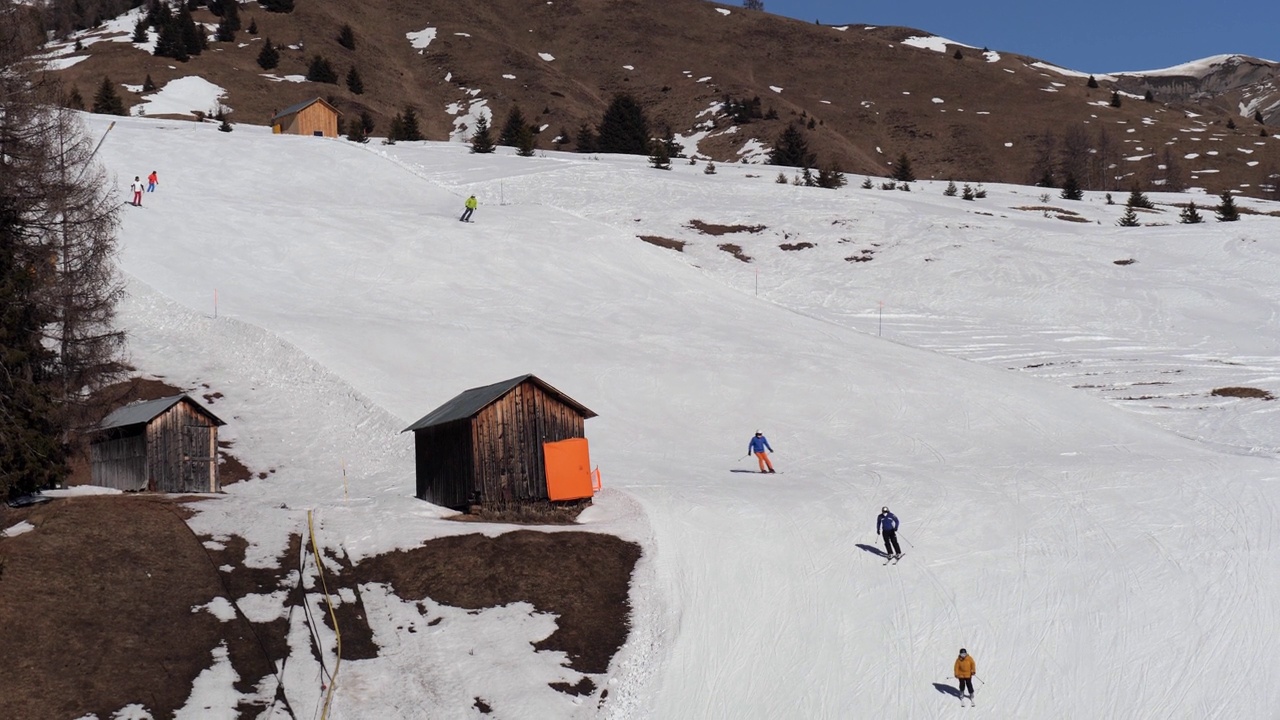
[544, 438, 594, 501]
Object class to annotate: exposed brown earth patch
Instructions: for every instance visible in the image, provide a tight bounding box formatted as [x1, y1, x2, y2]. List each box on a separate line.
[689, 219, 767, 235]
[717, 243, 752, 262]
[779, 242, 815, 251]
[1211, 386, 1275, 400]
[1114, 258, 1136, 265]
[639, 235, 687, 251]
[353, 531, 641, 675]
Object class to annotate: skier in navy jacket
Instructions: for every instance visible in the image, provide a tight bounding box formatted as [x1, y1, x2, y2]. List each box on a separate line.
[748, 431, 775, 473]
[877, 507, 901, 558]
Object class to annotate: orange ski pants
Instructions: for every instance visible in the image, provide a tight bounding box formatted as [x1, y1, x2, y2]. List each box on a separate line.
[755, 451, 774, 472]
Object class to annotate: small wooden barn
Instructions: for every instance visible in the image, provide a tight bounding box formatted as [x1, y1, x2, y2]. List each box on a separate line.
[90, 394, 226, 493]
[271, 98, 340, 138]
[404, 375, 598, 511]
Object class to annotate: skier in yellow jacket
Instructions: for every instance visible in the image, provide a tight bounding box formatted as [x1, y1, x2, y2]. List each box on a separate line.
[460, 195, 477, 222]
[954, 648, 976, 706]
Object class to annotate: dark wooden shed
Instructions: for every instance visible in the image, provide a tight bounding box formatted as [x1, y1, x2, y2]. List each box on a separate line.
[90, 394, 226, 493]
[404, 375, 598, 510]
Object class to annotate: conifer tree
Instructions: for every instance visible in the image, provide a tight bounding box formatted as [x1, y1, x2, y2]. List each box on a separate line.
[470, 115, 495, 153]
[1226, 117, 1236, 130]
[516, 125, 536, 157]
[1110, 91, 1121, 108]
[574, 122, 597, 153]
[597, 94, 650, 155]
[1143, 89, 1154, 102]
[1215, 191, 1239, 222]
[337, 24, 355, 50]
[307, 56, 338, 84]
[961, 184, 975, 200]
[1179, 201, 1203, 224]
[943, 180, 958, 197]
[246, 17, 257, 34]
[768, 124, 815, 168]
[91, 77, 126, 115]
[177, 3, 205, 57]
[1087, 75, 1099, 89]
[554, 126, 570, 149]
[346, 119, 368, 143]
[132, 18, 147, 43]
[1117, 207, 1140, 226]
[260, 0, 294, 12]
[256, 38, 279, 69]
[65, 86, 84, 110]
[1126, 186, 1154, 209]
[1060, 173, 1083, 200]
[1255, 110, 1265, 123]
[499, 105, 529, 147]
[400, 106, 421, 141]
[648, 138, 671, 170]
[346, 66, 363, 95]
[359, 110, 374, 134]
[817, 162, 846, 189]
[891, 152, 915, 182]
[142, 74, 156, 92]
[860, 176, 873, 189]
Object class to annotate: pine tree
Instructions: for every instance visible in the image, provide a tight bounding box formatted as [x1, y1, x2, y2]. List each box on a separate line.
[307, 56, 338, 84]
[860, 176, 873, 189]
[962, 184, 975, 201]
[359, 111, 374, 134]
[953, 48, 963, 60]
[499, 105, 528, 147]
[1215, 191, 1239, 221]
[246, 17, 257, 34]
[346, 119, 368, 143]
[574, 122, 597, 153]
[91, 77, 126, 115]
[470, 115, 495, 153]
[704, 161, 717, 175]
[218, 117, 232, 132]
[597, 94, 650, 155]
[1110, 91, 1121, 108]
[385, 112, 404, 143]
[337, 24, 355, 50]
[65, 86, 84, 110]
[260, 0, 294, 12]
[1126, 186, 1154, 209]
[346, 66, 363, 94]
[943, 180, 958, 197]
[817, 162, 846, 189]
[1226, 117, 1237, 130]
[400, 106, 421, 141]
[648, 139, 671, 169]
[516, 125, 536, 157]
[768, 124, 815, 168]
[132, 18, 147, 43]
[177, 3, 205, 57]
[142, 74, 156, 92]
[1117, 207, 1140, 226]
[1255, 110, 1265, 123]
[1143, 89, 1154, 102]
[215, 14, 236, 42]
[1060, 173, 1083, 200]
[1179, 201, 1203, 224]
[256, 39, 279, 69]
[1087, 75, 1099, 89]
[891, 153, 915, 182]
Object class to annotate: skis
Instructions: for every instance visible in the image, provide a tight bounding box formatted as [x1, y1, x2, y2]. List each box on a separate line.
[959, 693, 975, 707]
[882, 553, 903, 566]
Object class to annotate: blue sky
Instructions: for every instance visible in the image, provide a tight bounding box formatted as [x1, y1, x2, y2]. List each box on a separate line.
[755, 1, 1278, 73]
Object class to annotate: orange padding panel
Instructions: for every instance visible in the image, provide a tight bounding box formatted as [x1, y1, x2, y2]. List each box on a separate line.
[591, 467, 602, 491]
[545, 438, 594, 501]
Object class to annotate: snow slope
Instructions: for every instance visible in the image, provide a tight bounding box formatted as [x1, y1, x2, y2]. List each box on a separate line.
[82, 115, 1280, 719]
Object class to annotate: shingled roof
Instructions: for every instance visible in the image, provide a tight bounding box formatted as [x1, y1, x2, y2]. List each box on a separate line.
[270, 97, 339, 122]
[403, 375, 596, 432]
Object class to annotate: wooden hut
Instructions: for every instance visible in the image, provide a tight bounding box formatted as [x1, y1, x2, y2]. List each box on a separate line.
[270, 98, 340, 138]
[404, 375, 598, 510]
[90, 394, 226, 493]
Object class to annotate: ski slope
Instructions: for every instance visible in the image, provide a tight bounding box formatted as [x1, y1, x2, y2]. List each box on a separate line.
[84, 115, 1280, 719]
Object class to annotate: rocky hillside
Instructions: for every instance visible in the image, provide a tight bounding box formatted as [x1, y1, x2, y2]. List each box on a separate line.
[33, 0, 1280, 197]
[1112, 55, 1280, 126]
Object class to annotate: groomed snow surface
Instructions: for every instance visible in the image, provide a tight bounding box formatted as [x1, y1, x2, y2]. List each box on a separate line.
[83, 114, 1280, 719]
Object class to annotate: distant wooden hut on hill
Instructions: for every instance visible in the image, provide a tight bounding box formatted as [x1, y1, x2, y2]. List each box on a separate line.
[270, 97, 340, 137]
[89, 394, 226, 493]
[404, 375, 599, 511]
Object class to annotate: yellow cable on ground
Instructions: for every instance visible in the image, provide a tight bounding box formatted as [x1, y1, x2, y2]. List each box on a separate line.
[308, 510, 342, 720]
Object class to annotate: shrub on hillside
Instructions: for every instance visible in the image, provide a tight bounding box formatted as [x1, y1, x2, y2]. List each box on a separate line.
[768, 124, 815, 168]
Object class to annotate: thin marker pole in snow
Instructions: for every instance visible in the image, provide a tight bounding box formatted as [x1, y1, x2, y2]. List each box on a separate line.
[878, 300, 883, 336]
[342, 458, 348, 501]
[755, 269, 758, 296]
[214, 289, 218, 319]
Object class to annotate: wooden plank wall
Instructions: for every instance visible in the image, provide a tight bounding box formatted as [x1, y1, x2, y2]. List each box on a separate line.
[414, 422, 473, 508]
[472, 381, 585, 510]
[283, 104, 338, 137]
[147, 403, 218, 493]
[89, 433, 147, 491]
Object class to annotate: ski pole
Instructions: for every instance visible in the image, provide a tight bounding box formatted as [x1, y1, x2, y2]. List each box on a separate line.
[899, 533, 915, 549]
[974, 675, 985, 686]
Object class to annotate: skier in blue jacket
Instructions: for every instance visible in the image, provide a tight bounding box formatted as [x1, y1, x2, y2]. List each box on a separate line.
[748, 431, 775, 473]
[877, 507, 901, 558]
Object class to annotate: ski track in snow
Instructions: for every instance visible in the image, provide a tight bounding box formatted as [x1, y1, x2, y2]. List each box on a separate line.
[83, 115, 1280, 719]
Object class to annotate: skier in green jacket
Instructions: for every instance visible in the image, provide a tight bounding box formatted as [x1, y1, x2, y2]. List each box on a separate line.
[460, 195, 477, 222]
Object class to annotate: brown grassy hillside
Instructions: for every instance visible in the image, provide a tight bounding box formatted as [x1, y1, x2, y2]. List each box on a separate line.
[41, 0, 1280, 197]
